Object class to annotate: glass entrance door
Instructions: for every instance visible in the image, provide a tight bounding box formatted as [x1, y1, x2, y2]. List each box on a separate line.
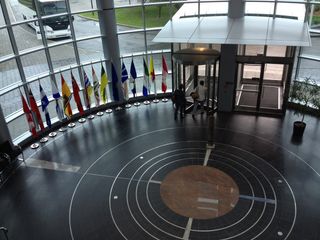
[235, 62, 288, 113]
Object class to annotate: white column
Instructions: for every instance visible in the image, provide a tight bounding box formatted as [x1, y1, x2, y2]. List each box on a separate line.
[96, 0, 124, 101]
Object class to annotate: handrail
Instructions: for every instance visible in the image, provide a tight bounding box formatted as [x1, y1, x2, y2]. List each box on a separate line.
[0, 227, 9, 240]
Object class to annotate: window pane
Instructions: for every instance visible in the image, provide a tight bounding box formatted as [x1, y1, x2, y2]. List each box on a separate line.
[301, 36, 320, 57]
[0, 28, 13, 57]
[78, 38, 103, 63]
[70, 0, 96, 12]
[0, 88, 21, 117]
[266, 46, 287, 57]
[116, 6, 143, 29]
[199, 2, 228, 15]
[0, 59, 21, 89]
[49, 43, 76, 70]
[115, 0, 139, 7]
[243, 64, 261, 79]
[264, 64, 284, 81]
[276, 3, 305, 21]
[245, 2, 274, 15]
[144, 4, 176, 28]
[119, 32, 145, 55]
[21, 50, 49, 78]
[12, 23, 44, 51]
[8, 114, 30, 141]
[147, 30, 170, 52]
[297, 58, 320, 84]
[244, 45, 264, 56]
[73, 12, 100, 40]
[309, 4, 320, 29]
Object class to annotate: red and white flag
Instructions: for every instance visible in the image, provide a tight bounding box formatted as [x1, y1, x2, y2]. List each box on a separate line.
[21, 93, 37, 137]
[28, 88, 44, 130]
[162, 55, 168, 93]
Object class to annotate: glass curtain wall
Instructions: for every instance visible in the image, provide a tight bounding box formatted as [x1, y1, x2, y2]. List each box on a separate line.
[1, 0, 320, 143]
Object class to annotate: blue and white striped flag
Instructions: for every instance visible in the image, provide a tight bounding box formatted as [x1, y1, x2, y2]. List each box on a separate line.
[121, 62, 129, 100]
[51, 80, 64, 121]
[39, 84, 51, 128]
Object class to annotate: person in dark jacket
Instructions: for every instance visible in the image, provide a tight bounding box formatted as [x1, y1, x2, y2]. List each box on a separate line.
[173, 84, 186, 119]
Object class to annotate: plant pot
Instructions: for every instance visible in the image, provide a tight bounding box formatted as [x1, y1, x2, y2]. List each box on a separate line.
[293, 121, 306, 137]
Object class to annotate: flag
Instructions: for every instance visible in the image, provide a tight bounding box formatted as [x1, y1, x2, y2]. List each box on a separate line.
[28, 88, 44, 131]
[111, 62, 120, 101]
[149, 55, 157, 95]
[39, 84, 51, 128]
[21, 93, 37, 136]
[92, 66, 100, 107]
[71, 71, 84, 115]
[51, 80, 64, 121]
[100, 64, 108, 104]
[162, 55, 168, 93]
[149, 55, 155, 82]
[130, 59, 137, 97]
[121, 62, 129, 100]
[61, 74, 73, 119]
[143, 58, 149, 97]
[83, 69, 93, 109]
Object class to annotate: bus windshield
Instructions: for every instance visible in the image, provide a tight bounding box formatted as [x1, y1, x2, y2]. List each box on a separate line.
[40, 1, 67, 16]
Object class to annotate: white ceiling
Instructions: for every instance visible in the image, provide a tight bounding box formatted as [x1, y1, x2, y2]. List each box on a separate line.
[153, 3, 311, 47]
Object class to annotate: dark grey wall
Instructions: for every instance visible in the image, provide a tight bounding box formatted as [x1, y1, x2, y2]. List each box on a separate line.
[218, 44, 238, 112]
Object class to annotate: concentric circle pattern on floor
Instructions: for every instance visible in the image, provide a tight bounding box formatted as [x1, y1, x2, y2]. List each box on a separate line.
[1, 103, 320, 240]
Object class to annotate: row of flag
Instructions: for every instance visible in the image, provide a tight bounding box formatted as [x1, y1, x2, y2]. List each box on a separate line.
[21, 55, 169, 137]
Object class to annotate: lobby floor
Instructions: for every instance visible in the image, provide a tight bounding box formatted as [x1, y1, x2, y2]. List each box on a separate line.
[1, 102, 320, 240]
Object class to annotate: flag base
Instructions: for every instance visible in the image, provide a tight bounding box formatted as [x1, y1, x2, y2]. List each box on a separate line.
[162, 98, 168, 102]
[40, 137, 48, 143]
[78, 118, 86, 123]
[59, 127, 68, 132]
[96, 111, 104, 116]
[30, 143, 39, 149]
[115, 106, 123, 111]
[125, 104, 131, 109]
[106, 109, 113, 114]
[153, 99, 160, 103]
[88, 115, 95, 120]
[134, 102, 140, 107]
[143, 100, 151, 105]
[48, 132, 57, 138]
[68, 123, 76, 128]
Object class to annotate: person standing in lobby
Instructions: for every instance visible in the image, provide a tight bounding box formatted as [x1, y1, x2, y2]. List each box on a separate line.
[173, 84, 186, 119]
[192, 80, 207, 118]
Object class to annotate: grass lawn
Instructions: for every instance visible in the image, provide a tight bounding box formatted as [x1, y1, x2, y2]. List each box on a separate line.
[81, 5, 180, 28]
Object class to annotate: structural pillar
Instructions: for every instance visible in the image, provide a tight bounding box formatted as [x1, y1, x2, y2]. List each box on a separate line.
[217, 0, 245, 112]
[218, 45, 238, 112]
[228, 0, 245, 18]
[0, 105, 13, 147]
[96, 0, 124, 101]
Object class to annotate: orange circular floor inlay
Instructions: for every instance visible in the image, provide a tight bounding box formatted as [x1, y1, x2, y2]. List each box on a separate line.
[160, 166, 239, 219]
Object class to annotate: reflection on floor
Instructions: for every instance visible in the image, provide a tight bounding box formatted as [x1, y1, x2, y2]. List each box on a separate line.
[0, 102, 320, 240]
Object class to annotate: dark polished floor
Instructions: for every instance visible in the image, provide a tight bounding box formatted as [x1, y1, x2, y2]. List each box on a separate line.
[1, 102, 320, 240]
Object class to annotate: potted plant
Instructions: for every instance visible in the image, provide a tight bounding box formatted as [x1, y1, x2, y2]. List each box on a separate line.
[290, 77, 318, 137]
